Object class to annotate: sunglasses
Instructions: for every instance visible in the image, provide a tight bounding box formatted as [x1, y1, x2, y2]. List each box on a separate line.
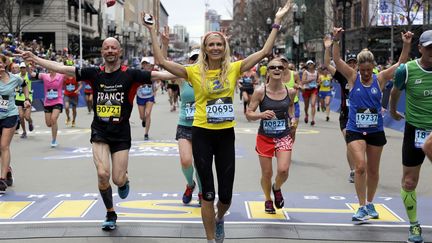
[268, 65, 285, 70]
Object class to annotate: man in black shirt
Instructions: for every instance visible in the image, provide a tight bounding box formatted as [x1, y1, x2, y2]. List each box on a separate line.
[323, 35, 356, 183]
[18, 37, 175, 230]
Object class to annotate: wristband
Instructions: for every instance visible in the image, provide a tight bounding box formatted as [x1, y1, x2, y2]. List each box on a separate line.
[332, 39, 340, 44]
[272, 23, 281, 30]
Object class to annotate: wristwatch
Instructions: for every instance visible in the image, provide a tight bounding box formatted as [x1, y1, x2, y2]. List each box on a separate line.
[272, 23, 282, 30]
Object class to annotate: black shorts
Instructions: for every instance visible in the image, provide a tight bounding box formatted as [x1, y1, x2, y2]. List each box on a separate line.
[240, 87, 254, 95]
[402, 122, 426, 167]
[345, 130, 387, 146]
[167, 84, 179, 92]
[90, 129, 131, 154]
[15, 100, 24, 107]
[44, 104, 63, 113]
[0, 115, 18, 130]
[176, 124, 192, 140]
[339, 115, 348, 131]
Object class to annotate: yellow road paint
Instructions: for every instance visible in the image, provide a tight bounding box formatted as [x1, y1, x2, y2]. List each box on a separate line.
[247, 201, 403, 222]
[0, 201, 33, 219]
[117, 200, 201, 218]
[45, 200, 96, 218]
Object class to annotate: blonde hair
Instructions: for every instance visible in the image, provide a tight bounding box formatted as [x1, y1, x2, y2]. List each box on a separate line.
[197, 32, 231, 90]
[357, 48, 375, 64]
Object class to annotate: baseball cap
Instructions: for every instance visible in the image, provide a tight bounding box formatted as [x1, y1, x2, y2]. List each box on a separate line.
[19, 62, 26, 68]
[279, 55, 289, 63]
[419, 30, 432, 47]
[306, 60, 315, 66]
[189, 49, 200, 59]
[346, 53, 357, 62]
[141, 57, 153, 64]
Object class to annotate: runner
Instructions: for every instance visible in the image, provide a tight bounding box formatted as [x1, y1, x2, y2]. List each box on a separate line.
[323, 35, 356, 183]
[332, 27, 412, 221]
[136, 61, 156, 140]
[389, 29, 431, 243]
[63, 68, 82, 127]
[15, 62, 34, 138]
[281, 56, 300, 141]
[301, 60, 318, 126]
[167, 79, 179, 112]
[245, 57, 296, 214]
[17, 37, 176, 231]
[39, 69, 66, 147]
[83, 81, 93, 113]
[317, 66, 333, 121]
[0, 54, 31, 193]
[143, 1, 292, 241]
[238, 68, 259, 113]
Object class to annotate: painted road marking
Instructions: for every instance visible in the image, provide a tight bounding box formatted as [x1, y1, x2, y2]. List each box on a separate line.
[118, 200, 202, 219]
[0, 201, 34, 219]
[44, 200, 97, 218]
[31, 129, 91, 136]
[236, 128, 319, 135]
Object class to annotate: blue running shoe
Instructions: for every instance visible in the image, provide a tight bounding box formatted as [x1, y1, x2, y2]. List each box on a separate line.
[408, 224, 424, 243]
[366, 203, 379, 219]
[352, 206, 370, 221]
[215, 218, 225, 243]
[182, 181, 195, 204]
[118, 180, 130, 199]
[101, 211, 117, 231]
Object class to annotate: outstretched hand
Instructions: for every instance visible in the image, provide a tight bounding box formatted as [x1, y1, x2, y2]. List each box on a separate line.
[332, 27, 344, 41]
[161, 26, 170, 46]
[274, 0, 292, 23]
[14, 49, 37, 63]
[323, 35, 332, 48]
[401, 31, 414, 44]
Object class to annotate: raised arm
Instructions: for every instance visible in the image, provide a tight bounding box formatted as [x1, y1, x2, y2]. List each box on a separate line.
[332, 27, 356, 84]
[378, 31, 413, 89]
[15, 49, 76, 77]
[141, 12, 187, 79]
[241, 0, 292, 73]
[323, 35, 336, 75]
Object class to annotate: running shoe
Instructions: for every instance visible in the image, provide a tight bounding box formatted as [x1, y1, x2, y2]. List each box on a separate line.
[304, 115, 309, 124]
[6, 167, 13, 187]
[198, 192, 203, 206]
[215, 218, 225, 243]
[144, 134, 149, 141]
[408, 224, 424, 243]
[101, 211, 117, 231]
[272, 184, 284, 209]
[326, 116, 329, 122]
[182, 181, 195, 204]
[311, 120, 316, 126]
[20, 132, 27, 139]
[71, 121, 76, 127]
[352, 206, 370, 221]
[142, 120, 146, 127]
[65, 118, 70, 126]
[348, 170, 355, 183]
[50, 140, 58, 148]
[118, 180, 130, 199]
[0, 179, 7, 194]
[265, 200, 276, 214]
[28, 122, 34, 132]
[366, 203, 379, 219]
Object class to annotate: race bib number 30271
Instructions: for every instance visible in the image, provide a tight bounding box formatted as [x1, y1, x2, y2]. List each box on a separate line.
[206, 97, 234, 123]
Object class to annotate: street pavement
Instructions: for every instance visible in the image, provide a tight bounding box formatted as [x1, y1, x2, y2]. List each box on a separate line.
[1, 89, 432, 243]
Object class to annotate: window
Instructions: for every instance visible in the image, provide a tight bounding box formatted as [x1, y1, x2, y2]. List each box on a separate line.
[74, 7, 78, 22]
[90, 15, 93, 26]
[354, 3, 362, 27]
[344, 6, 351, 29]
[33, 8, 41, 17]
[23, 8, 31, 16]
[84, 12, 88, 25]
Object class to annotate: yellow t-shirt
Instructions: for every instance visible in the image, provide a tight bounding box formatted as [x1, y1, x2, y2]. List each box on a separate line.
[319, 74, 332, 92]
[283, 70, 299, 103]
[259, 65, 267, 76]
[185, 60, 243, 130]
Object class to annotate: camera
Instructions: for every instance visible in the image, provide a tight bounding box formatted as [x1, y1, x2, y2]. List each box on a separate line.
[143, 13, 154, 25]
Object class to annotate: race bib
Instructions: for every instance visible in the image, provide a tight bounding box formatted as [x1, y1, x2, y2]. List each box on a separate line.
[206, 97, 234, 123]
[262, 119, 286, 134]
[355, 108, 378, 128]
[414, 129, 431, 148]
[137, 85, 153, 98]
[96, 105, 121, 118]
[309, 81, 317, 88]
[66, 84, 76, 92]
[346, 99, 350, 107]
[84, 84, 92, 90]
[46, 89, 58, 99]
[185, 102, 195, 121]
[323, 80, 331, 87]
[0, 96, 10, 112]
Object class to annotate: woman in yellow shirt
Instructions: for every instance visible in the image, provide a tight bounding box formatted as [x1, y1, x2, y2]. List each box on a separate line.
[143, 1, 292, 242]
[317, 66, 333, 121]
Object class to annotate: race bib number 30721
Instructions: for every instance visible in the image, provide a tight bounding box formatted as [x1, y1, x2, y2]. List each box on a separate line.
[96, 105, 121, 118]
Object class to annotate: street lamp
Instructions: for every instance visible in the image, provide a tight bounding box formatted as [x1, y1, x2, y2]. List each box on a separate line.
[107, 21, 116, 37]
[266, 17, 272, 36]
[293, 1, 307, 68]
[341, 0, 352, 60]
[123, 27, 130, 62]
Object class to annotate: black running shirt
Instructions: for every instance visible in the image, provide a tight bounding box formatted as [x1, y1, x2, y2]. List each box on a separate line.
[333, 70, 350, 119]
